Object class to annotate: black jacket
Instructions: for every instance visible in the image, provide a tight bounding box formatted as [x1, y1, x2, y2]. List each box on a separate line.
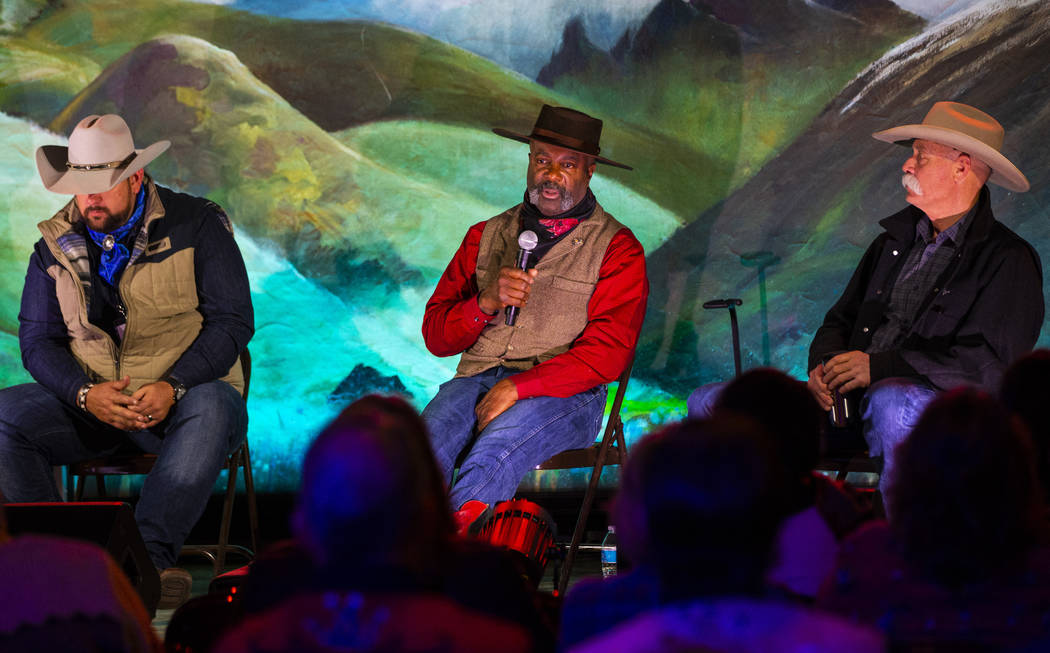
[809, 187, 1043, 391]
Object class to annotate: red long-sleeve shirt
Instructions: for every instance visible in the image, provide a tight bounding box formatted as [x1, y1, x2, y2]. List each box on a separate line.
[422, 219, 648, 399]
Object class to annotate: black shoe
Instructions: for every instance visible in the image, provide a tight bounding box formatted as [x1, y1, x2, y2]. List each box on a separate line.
[158, 567, 193, 610]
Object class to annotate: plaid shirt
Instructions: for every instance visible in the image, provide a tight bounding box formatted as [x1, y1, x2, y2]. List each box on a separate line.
[868, 209, 972, 354]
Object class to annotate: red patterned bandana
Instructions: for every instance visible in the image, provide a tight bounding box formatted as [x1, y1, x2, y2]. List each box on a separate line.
[537, 218, 580, 237]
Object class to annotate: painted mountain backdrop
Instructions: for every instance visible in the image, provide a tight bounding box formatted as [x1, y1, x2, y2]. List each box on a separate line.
[0, 0, 1045, 490]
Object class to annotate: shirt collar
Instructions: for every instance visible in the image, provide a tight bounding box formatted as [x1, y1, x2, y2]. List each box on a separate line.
[915, 204, 975, 247]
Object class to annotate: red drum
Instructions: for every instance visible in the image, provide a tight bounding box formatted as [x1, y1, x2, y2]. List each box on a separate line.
[477, 499, 557, 586]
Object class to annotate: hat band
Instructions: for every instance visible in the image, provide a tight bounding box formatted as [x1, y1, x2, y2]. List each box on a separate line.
[531, 128, 599, 155]
[66, 152, 136, 171]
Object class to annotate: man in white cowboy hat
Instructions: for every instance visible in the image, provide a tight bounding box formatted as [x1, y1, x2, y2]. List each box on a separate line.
[807, 101, 1043, 498]
[421, 105, 648, 533]
[0, 114, 254, 609]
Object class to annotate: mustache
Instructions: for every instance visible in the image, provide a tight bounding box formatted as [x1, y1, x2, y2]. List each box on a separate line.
[528, 181, 576, 214]
[902, 173, 923, 196]
[530, 180, 567, 196]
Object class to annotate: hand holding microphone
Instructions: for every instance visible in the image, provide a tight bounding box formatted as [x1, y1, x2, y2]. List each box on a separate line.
[505, 230, 538, 326]
[477, 230, 539, 322]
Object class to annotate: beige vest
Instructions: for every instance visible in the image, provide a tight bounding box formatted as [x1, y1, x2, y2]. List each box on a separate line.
[456, 203, 624, 378]
[37, 181, 244, 394]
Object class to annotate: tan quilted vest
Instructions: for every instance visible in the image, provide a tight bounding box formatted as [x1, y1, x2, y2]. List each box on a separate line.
[456, 203, 624, 377]
[37, 180, 244, 394]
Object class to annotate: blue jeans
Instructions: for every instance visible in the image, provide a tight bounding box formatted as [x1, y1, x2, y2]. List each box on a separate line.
[861, 377, 937, 497]
[686, 377, 937, 497]
[422, 367, 606, 509]
[0, 380, 247, 568]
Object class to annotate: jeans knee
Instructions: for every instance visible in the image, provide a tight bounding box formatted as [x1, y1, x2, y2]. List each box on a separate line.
[687, 382, 725, 419]
[864, 378, 936, 456]
[0, 384, 63, 446]
[178, 381, 245, 430]
[867, 379, 934, 423]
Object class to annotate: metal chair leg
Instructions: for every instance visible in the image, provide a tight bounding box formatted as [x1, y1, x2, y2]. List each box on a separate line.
[216, 454, 240, 573]
[241, 443, 260, 554]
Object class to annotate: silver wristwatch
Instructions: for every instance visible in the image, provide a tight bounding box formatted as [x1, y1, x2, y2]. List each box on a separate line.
[163, 376, 187, 402]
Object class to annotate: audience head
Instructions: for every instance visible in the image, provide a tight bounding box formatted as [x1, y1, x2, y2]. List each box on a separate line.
[1000, 349, 1050, 501]
[614, 415, 785, 601]
[713, 368, 823, 493]
[293, 395, 452, 573]
[888, 387, 1044, 586]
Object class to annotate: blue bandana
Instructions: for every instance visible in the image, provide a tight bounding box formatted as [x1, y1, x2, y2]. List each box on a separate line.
[85, 185, 146, 285]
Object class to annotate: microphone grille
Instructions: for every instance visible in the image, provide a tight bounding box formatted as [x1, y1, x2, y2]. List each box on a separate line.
[518, 230, 539, 251]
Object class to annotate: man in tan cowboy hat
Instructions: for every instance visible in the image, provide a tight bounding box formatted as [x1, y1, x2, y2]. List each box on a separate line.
[421, 105, 648, 533]
[807, 101, 1043, 498]
[0, 114, 254, 609]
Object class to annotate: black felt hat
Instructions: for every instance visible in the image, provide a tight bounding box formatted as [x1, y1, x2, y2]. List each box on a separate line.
[493, 104, 632, 170]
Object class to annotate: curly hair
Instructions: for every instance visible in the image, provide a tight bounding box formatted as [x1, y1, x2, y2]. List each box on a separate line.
[887, 387, 1044, 586]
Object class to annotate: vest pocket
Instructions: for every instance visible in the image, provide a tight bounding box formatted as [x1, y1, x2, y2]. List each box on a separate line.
[550, 275, 595, 295]
[528, 275, 593, 349]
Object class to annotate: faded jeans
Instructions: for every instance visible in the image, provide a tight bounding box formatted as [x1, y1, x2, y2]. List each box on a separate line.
[860, 377, 937, 497]
[422, 366, 606, 509]
[0, 380, 247, 569]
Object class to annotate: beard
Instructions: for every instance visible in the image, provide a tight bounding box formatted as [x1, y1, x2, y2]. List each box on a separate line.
[902, 173, 924, 196]
[82, 206, 131, 233]
[528, 180, 576, 214]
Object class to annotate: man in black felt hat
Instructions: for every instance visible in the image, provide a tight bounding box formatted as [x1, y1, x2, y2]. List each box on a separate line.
[421, 105, 648, 533]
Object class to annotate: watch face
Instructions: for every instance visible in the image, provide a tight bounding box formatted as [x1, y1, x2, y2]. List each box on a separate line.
[174, 384, 187, 401]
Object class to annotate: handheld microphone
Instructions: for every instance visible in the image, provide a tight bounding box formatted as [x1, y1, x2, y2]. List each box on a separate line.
[505, 230, 539, 326]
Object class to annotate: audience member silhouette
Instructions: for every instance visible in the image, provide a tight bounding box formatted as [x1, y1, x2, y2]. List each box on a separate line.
[0, 493, 160, 652]
[712, 368, 872, 598]
[214, 395, 542, 652]
[560, 416, 883, 652]
[1000, 348, 1050, 505]
[817, 388, 1050, 650]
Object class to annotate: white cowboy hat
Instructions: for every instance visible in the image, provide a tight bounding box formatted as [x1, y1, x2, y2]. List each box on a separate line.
[872, 101, 1029, 193]
[36, 114, 170, 195]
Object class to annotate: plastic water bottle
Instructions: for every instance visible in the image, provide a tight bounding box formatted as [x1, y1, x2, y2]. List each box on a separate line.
[600, 526, 617, 578]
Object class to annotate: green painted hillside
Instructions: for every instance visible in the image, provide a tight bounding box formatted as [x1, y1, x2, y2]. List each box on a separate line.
[0, 0, 716, 221]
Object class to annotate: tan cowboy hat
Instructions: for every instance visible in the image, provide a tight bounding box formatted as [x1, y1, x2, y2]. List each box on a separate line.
[872, 101, 1029, 193]
[493, 104, 632, 170]
[36, 114, 170, 195]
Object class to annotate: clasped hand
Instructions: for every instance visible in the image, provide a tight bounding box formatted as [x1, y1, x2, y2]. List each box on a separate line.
[85, 376, 175, 430]
[806, 350, 870, 410]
